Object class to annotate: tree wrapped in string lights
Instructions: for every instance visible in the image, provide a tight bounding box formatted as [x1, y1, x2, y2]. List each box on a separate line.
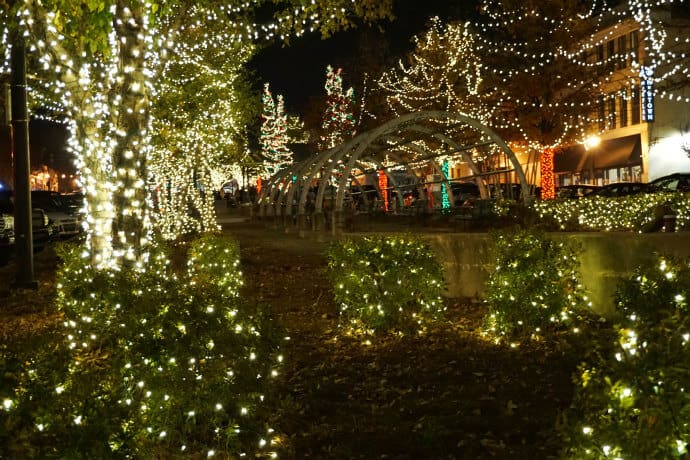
[473, 0, 690, 198]
[0, 2, 394, 458]
[149, 24, 258, 240]
[10, 0, 392, 268]
[376, 17, 489, 122]
[260, 83, 293, 178]
[475, 0, 602, 199]
[318, 65, 357, 152]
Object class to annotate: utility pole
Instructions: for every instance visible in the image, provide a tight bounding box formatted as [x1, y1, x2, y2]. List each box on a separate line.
[11, 34, 36, 289]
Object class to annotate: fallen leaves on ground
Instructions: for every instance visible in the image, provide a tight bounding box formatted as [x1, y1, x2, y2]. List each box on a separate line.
[232, 225, 577, 460]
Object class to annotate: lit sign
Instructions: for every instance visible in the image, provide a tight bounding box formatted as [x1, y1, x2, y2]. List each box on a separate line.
[641, 67, 655, 122]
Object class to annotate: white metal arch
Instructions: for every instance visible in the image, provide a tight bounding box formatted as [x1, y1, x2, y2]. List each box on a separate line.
[260, 110, 531, 231]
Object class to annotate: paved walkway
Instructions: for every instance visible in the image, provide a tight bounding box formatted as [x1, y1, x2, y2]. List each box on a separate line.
[214, 199, 252, 225]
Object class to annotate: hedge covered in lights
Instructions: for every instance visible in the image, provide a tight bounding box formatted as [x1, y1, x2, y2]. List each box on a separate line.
[326, 234, 446, 335]
[531, 191, 690, 232]
[562, 255, 690, 459]
[483, 229, 591, 343]
[0, 235, 284, 458]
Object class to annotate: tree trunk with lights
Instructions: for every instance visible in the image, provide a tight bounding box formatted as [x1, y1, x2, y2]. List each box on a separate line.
[110, 3, 150, 266]
[540, 147, 555, 199]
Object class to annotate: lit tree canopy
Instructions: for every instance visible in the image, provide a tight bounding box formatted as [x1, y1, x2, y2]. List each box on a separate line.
[377, 17, 489, 123]
[149, 21, 258, 240]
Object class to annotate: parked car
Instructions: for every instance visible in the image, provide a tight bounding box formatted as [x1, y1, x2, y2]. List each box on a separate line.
[555, 184, 601, 199]
[451, 182, 481, 206]
[646, 173, 690, 193]
[0, 190, 54, 265]
[30, 190, 82, 239]
[488, 183, 526, 201]
[587, 181, 648, 197]
[0, 183, 13, 265]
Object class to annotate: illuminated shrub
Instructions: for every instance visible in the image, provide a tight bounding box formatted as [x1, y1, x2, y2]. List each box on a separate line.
[531, 192, 690, 232]
[483, 229, 590, 342]
[1, 235, 283, 458]
[327, 234, 446, 335]
[562, 255, 690, 459]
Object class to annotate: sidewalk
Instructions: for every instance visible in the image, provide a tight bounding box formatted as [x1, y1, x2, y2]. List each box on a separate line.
[214, 199, 252, 224]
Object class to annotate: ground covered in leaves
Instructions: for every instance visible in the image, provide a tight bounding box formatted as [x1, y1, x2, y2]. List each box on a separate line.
[230, 223, 579, 459]
[1, 221, 581, 459]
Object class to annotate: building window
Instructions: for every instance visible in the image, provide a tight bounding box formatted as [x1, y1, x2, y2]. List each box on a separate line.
[598, 95, 606, 131]
[631, 87, 641, 125]
[630, 30, 639, 64]
[608, 95, 617, 129]
[619, 91, 628, 127]
[606, 40, 615, 73]
[617, 35, 627, 69]
[596, 44, 605, 75]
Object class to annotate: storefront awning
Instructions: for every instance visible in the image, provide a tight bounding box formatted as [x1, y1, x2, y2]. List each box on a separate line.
[555, 134, 642, 173]
[554, 145, 586, 172]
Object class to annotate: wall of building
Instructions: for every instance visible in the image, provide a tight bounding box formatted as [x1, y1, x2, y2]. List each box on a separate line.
[647, 91, 690, 181]
[423, 231, 690, 318]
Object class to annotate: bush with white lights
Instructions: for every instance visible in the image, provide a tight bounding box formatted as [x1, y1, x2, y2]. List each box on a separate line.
[562, 255, 690, 459]
[0, 235, 283, 458]
[327, 234, 446, 335]
[483, 228, 591, 343]
[531, 191, 690, 232]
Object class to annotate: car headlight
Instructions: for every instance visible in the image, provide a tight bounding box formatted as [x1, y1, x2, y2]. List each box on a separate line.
[43, 213, 50, 227]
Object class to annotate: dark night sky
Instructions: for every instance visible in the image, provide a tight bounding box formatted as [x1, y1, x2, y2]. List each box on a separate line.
[249, 0, 479, 115]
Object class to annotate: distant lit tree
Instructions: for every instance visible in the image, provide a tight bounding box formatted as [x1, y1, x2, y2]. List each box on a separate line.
[377, 17, 489, 122]
[260, 83, 293, 178]
[318, 65, 357, 151]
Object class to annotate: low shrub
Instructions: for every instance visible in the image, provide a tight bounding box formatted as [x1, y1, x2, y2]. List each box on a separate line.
[531, 192, 690, 232]
[0, 234, 283, 458]
[326, 234, 446, 335]
[483, 228, 591, 343]
[562, 255, 690, 459]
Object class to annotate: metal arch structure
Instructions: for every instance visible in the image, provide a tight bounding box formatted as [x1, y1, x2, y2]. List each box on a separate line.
[257, 110, 531, 232]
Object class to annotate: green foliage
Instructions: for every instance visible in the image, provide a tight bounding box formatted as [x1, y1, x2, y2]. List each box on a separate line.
[531, 192, 690, 232]
[483, 228, 590, 342]
[1, 235, 283, 458]
[562, 255, 690, 459]
[326, 234, 446, 335]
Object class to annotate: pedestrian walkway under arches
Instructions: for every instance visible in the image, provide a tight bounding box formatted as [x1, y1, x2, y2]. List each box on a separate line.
[257, 110, 533, 234]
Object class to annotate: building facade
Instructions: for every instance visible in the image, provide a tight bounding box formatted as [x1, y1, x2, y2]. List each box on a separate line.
[556, 9, 690, 186]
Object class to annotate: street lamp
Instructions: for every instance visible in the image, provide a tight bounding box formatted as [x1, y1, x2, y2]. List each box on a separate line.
[584, 135, 601, 150]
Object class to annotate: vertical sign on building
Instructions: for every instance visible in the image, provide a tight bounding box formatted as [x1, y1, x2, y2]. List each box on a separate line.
[641, 66, 655, 122]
